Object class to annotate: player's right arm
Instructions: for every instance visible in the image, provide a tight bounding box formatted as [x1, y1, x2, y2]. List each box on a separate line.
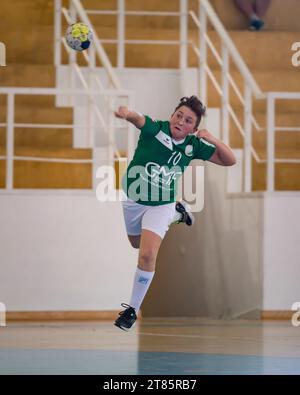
[115, 106, 145, 129]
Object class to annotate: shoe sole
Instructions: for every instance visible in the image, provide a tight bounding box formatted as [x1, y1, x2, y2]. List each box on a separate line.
[186, 212, 195, 226]
[181, 202, 195, 226]
[114, 322, 136, 332]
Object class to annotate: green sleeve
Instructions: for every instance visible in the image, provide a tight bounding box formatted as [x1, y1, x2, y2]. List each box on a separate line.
[140, 115, 162, 137]
[193, 137, 216, 161]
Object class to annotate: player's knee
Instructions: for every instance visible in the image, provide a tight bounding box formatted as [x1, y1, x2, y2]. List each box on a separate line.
[139, 250, 156, 266]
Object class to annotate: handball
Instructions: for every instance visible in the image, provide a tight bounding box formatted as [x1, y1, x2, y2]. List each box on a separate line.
[65, 22, 93, 52]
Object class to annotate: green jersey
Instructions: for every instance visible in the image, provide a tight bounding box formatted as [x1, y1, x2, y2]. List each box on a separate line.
[122, 115, 216, 206]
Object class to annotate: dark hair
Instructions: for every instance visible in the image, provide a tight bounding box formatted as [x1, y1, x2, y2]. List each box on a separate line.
[174, 96, 206, 129]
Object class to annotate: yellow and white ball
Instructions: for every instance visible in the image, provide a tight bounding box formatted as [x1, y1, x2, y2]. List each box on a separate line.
[65, 23, 93, 52]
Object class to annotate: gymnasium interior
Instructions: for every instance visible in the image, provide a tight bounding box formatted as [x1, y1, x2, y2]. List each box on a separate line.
[0, 0, 299, 375]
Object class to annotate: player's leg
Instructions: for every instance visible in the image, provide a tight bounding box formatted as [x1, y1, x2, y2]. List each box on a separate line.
[254, 0, 271, 19]
[115, 204, 174, 331]
[114, 230, 162, 331]
[137, 229, 162, 271]
[122, 198, 146, 249]
[126, 201, 194, 249]
[234, 0, 255, 18]
[234, 0, 265, 30]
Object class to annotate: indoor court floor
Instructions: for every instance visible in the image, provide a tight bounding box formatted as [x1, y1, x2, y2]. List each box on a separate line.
[0, 318, 299, 375]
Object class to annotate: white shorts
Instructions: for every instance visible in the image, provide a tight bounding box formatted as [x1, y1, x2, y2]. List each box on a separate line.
[121, 198, 176, 239]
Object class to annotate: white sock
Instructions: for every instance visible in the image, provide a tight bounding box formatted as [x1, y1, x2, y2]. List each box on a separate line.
[250, 13, 259, 21]
[170, 201, 191, 224]
[129, 268, 155, 312]
[172, 210, 182, 224]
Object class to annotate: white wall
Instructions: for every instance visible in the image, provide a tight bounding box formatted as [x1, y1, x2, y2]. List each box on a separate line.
[263, 193, 300, 310]
[0, 193, 138, 311]
[1, 191, 298, 314]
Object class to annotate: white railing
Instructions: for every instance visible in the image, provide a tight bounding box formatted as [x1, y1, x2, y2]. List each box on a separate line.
[267, 92, 300, 192]
[55, 0, 136, 163]
[76, 0, 190, 70]
[196, 0, 299, 192]
[189, 0, 264, 192]
[55, 0, 121, 89]
[0, 87, 134, 191]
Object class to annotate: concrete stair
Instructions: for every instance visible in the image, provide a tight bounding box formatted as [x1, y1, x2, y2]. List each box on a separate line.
[0, 147, 92, 189]
[0, 65, 55, 87]
[0, 106, 73, 148]
[81, 0, 300, 32]
[210, 0, 300, 32]
[0, 64, 86, 187]
[0, 0, 93, 189]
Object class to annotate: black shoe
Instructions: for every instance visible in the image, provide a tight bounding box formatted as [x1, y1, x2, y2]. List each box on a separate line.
[175, 201, 195, 226]
[249, 18, 265, 31]
[114, 303, 137, 331]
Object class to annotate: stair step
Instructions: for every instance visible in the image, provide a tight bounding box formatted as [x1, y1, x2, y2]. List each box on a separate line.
[0, 105, 73, 148]
[230, 111, 300, 151]
[256, 148, 300, 160]
[91, 25, 299, 70]
[211, 0, 300, 32]
[0, 65, 55, 87]
[229, 31, 299, 70]
[0, 147, 125, 189]
[206, 70, 300, 113]
[209, 68, 300, 95]
[0, 147, 92, 159]
[252, 160, 300, 191]
[3, 26, 54, 64]
[71, 26, 300, 74]
[82, 0, 181, 13]
[0, 93, 57, 109]
[0, 147, 92, 189]
[1, 0, 54, 26]
[0, 129, 73, 149]
[0, 105, 73, 124]
[82, 0, 300, 31]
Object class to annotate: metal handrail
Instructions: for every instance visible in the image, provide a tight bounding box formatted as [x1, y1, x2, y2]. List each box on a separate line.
[199, 0, 265, 100]
[189, 10, 264, 133]
[70, 0, 121, 89]
[56, 0, 137, 167]
[0, 87, 132, 96]
[267, 92, 300, 191]
[0, 88, 133, 190]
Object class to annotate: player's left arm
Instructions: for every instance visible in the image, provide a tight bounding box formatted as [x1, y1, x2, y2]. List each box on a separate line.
[197, 129, 236, 166]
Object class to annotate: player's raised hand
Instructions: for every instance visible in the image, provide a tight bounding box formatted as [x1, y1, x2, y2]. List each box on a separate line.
[114, 106, 130, 120]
